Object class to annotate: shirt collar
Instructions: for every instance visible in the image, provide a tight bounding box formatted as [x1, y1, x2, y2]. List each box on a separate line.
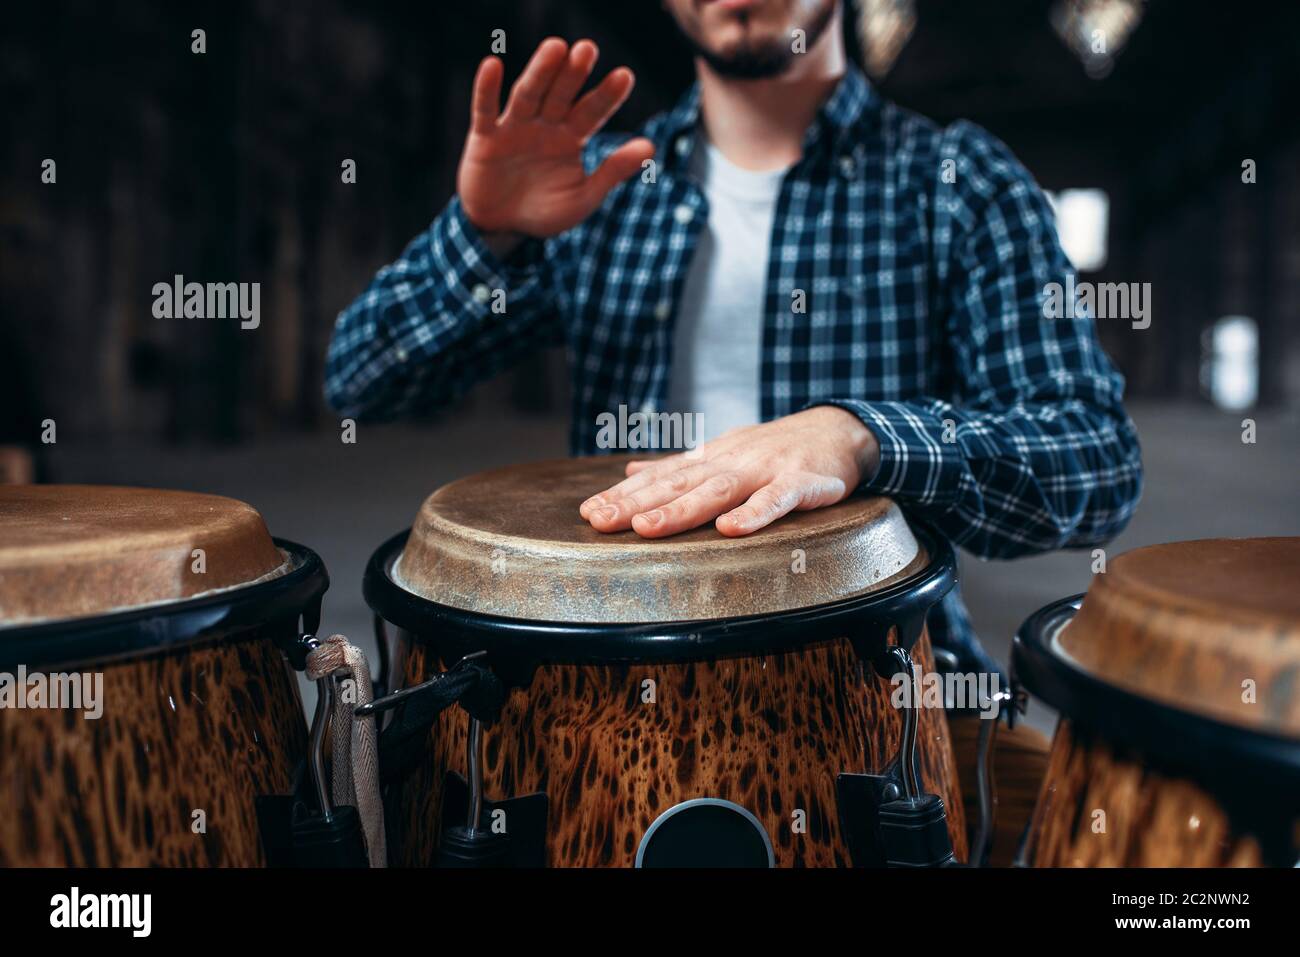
[658, 65, 878, 169]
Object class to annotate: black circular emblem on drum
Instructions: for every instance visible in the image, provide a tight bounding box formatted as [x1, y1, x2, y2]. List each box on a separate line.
[635, 799, 775, 868]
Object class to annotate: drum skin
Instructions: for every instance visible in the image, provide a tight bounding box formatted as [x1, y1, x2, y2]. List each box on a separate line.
[0, 485, 286, 625]
[392, 629, 967, 868]
[394, 456, 926, 624]
[0, 625, 308, 867]
[1022, 720, 1268, 867]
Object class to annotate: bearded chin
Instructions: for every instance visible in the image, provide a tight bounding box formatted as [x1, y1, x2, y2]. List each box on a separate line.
[675, 1, 838, 81]
[693, 37, 794, 79]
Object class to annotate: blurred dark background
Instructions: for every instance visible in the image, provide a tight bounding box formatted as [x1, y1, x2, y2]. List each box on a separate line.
[2, 0, 1298, 723]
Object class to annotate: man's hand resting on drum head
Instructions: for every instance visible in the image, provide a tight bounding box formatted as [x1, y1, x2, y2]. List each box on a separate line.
[580, 407, 882, 539]
[458, 38, 656, 258]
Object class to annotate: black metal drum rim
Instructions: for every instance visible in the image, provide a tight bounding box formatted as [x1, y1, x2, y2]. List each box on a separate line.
[1012, 594, 1300, 786]
[0, 538, 329, 671]
[363, 520, 957, 665]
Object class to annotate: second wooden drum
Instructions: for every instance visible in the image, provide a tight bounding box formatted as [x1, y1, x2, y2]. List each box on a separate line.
[366, 456, 968, 867]
[0, 485, 327, 866]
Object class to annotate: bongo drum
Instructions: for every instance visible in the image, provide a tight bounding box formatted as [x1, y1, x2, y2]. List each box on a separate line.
[1013, 537, 1300, 867]
[364, 456, 967, 867]
[0, 485, 329, 866]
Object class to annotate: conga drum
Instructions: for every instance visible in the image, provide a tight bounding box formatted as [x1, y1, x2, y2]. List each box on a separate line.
[1013, 537, 1300, 867]
[0, 485, 328, 866]
[365, 456, 967, 867]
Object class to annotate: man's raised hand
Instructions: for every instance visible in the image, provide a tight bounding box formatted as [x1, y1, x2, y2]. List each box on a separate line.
[458, 38, 656, 243]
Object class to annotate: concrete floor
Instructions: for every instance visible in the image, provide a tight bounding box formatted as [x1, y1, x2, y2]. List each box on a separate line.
[47, 400, 1300, 735]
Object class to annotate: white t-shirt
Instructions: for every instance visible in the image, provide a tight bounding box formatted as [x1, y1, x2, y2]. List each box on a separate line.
[667, 143, 788, 444]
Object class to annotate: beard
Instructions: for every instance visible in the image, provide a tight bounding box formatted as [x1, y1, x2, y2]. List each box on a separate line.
[672, 1, 839, 80]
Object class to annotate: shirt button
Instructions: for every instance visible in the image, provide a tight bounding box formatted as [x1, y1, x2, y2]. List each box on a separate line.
[394, 347, 409, 363]
[472, 283, 492, 303]
[675, 135, 690, 158]
[640, 400, 657, 415]
[653, 300, 672, 321]
[673, 204, 694, 225]
[839, 156, 857, 178]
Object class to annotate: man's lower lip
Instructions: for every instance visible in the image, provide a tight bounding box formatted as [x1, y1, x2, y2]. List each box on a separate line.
[711, 0, 762, 11]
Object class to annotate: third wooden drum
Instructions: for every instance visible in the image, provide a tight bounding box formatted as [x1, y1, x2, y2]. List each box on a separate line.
[364, 456, 968, 867]
[1014, 537, 1300, 867]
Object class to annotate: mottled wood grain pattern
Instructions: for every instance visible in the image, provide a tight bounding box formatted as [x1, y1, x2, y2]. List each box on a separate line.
[1023, 720, 1267, 867]
[0, 629, 307, 866]
[392, 630, 965, 867]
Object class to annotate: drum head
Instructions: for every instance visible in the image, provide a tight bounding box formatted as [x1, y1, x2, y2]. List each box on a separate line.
[0, 485, 288, 626]
[392, 456, 928, 624]
[1043, 537, 1300, 737]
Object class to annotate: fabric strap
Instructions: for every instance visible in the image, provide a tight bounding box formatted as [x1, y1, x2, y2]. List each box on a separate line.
[306, 635, 386, 868]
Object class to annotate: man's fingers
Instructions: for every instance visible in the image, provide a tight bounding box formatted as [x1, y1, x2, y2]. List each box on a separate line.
[565, 67, 636, 140]
[503, 38, 569, 123]
[631, 471, 758, 538]
[585, 138, 656, 202]
[540, 40, 599, 122]
[716, 478, 804, 537]
[584, 461, 717, 528]
[717, 472, 848, 537]
[626, 449, 695, 477]
[470, 57, 504, 134]
[580, 449, 696, 519]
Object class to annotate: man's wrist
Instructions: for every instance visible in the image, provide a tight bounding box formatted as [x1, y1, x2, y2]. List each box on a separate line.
[805, 404, 881, 487]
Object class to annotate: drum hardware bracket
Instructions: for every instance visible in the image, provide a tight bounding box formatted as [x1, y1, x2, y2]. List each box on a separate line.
[365, 651, 506, 790]
[967, 683, 1029, 866]
[841, 645, 957, 868]
[436, 715, 512, 867]
[357, 650, 488, 719]
[437, 771, 548, 868]
[372, 613, 392, 699]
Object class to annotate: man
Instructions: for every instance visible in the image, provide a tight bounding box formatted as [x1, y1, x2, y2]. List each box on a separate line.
[325, 0, 1143, 678]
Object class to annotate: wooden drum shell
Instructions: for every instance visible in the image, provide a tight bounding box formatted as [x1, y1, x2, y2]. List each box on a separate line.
[391, 629, 967, 868]
[1021, 720, 1279, 867]
[0, 624, 308, 867]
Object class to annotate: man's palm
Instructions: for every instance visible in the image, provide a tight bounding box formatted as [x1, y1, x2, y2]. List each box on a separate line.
[457, 39, 655, 238]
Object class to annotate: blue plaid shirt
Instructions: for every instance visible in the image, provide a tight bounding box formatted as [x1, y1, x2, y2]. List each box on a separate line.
[325, 68, 1143, 669]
